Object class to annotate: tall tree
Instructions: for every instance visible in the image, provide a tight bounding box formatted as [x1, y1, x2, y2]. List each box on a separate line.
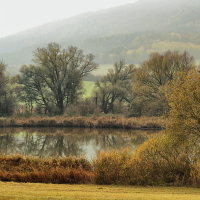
[132, 51, 195, 116]
[164, 69, 200, 140]
[17, 64, 52, 114]
[17, 43, 98, 114]
[0, 61, 15, 116]
[94, 60, 135, 114]
[162, 69, 200, 168]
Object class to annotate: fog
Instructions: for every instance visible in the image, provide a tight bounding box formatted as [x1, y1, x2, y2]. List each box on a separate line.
[1, 0, 200, 73]
[0, 0, 138, 38]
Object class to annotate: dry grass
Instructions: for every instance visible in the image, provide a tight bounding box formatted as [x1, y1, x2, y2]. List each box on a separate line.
[0, 155, 94, 184]
[0, 182, 200, 200]
[0, 116, 165, 129]
[1, 143, 200, 187]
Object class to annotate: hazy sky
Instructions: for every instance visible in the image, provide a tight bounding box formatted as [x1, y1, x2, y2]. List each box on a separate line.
[0, 0, 138, 38]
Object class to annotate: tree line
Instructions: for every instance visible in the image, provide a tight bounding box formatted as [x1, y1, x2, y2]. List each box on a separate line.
[0, 42, 197, 117]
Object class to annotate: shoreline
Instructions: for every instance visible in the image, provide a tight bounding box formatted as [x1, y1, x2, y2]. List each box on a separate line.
[0, 116, 165, 129]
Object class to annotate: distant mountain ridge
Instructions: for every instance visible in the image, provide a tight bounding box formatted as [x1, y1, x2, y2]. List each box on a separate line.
[1, 0, 200, 73]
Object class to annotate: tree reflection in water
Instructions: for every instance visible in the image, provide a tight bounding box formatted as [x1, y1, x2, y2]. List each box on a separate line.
[0, 128, 159, 159]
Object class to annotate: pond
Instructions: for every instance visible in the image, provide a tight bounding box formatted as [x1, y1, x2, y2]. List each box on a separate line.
[0, 127, 160, 159]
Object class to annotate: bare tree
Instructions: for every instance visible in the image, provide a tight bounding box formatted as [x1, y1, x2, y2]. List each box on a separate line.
[0, 61, 15, 116]
[132, 50, 195, 116]
[17, 43, 98, 115]
[95, 60, 135, 114]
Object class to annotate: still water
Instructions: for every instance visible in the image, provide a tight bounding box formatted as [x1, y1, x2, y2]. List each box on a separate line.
[0, 127, 159, 159]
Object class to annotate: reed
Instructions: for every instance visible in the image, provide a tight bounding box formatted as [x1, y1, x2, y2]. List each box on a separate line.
[0, 116, 165, 129]
[0, 155, 94, 184]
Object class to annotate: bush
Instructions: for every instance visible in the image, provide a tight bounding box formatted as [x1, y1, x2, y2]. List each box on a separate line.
[93, 148, 136, 185]
[0, 155, 94, 184]
[133, 133, 197, 186]
[65, 99, 100, 117]
[93, 133, 200, 186]
[1, 132, 200, 186]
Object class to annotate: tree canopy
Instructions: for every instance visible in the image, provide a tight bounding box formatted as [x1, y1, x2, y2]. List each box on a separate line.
[94, 60, 135, 114]
[0, 61, 15, 116]
[132, 51, 195, 116]
[164, 69, 200, 140]
[17, 43, 98, 114]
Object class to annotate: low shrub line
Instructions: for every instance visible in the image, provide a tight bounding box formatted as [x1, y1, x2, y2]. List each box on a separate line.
[0, 155, 93, 184]
[1, 135, 200, 187]
[0, 116, 165, 129]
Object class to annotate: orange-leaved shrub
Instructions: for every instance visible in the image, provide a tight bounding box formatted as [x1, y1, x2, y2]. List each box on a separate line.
[1, 132, 200, 186]
[93, 132, 200, 186]
[93, 148, 136, 184]
[0, 155, 94, 184]
[133, 133, 192, 186]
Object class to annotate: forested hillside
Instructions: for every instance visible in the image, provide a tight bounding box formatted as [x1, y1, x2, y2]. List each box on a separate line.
[1, 0, 200, 73]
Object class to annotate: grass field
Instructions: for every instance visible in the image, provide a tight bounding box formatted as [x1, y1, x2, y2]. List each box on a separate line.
[0, 182, 200, 200]
[83, 81, 95, 98]
[92, 64, 113, 75]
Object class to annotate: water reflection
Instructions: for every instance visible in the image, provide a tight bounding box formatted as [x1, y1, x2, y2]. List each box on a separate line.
[0, 127, 159, 159]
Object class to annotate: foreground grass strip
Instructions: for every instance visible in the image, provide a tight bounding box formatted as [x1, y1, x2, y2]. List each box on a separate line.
[0, 182, 200, 200]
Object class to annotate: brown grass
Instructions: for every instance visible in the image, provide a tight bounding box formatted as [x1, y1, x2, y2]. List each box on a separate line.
[1, 142, 200, 187]
[0, 116, 165, 129]
[1, 182, 200, 200]
[0, 155, 94, 184]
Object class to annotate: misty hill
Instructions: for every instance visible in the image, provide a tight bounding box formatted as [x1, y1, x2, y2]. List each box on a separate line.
[1, 0, 200, 73]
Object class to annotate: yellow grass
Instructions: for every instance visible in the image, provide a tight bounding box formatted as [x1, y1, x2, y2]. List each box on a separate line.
[0, 116, 165, 129]
[0, 182, 200, 200]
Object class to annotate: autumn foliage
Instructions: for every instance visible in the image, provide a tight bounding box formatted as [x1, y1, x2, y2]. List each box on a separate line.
[1, 137, 200, 187]
[165, 69, 200, 139]
[0, 155, 93, 184]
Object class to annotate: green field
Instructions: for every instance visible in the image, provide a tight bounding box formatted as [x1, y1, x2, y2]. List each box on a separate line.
[0, 182, 200, 200]
[83, 81, 96, 98]
[82, 64, 113, 98]
[92, 64, 113, 75]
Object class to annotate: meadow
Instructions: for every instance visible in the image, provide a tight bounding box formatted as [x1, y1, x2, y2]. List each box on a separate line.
[1, 182, 200, 200]
[91, 64, 112, 76]
[82, 81, 96, 98]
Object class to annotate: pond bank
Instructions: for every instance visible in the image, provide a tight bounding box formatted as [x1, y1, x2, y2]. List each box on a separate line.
[0, 116, 165, 129]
